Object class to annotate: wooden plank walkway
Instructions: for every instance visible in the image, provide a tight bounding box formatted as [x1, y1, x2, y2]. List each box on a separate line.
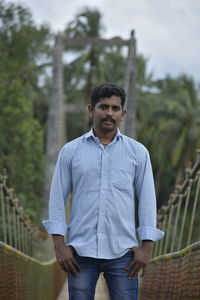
[57, 273, 110, 300]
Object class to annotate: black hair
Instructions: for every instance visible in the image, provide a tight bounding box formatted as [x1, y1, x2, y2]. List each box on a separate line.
[91, 82, 126, 108]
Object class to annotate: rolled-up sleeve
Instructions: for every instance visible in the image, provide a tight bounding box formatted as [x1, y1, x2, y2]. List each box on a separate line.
[134, 147, 164, 241]
[42, 146, 72, 236]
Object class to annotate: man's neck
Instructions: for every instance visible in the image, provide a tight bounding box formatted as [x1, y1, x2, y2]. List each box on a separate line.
[93, 127, 117, 144]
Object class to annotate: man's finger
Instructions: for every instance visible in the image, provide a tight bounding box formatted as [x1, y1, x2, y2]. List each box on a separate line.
[129, 264, 142, 279]
[60, 261, 69, 272]
[71, 257, 82, 272]
[141, 264, 147, 277]
[123, 261, 134, 272]
[62, 259, 73, 273]
[67, 261, 78, 275]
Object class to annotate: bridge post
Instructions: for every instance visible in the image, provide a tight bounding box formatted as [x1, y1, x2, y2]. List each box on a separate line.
[121, 30, 137, 139]
[43, 33, 66, 219]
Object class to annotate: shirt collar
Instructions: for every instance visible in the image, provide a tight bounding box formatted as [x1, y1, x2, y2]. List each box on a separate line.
[84, 127, 122, 140]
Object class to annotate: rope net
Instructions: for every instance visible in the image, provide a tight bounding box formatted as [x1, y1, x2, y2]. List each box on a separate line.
[140, 242, 200, 299]
[0, 170, 66, 299]
[0, 242, 66, 300]
[140, 150, 200, 299]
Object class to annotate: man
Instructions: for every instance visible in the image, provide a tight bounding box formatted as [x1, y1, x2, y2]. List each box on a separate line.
[43, 82, 164, 300]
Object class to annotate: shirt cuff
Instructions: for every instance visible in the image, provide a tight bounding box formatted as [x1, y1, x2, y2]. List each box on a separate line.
[42, 220, 68, 236]
[137, 226, 164, 241]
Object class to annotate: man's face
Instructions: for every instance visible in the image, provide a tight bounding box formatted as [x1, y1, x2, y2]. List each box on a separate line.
[88, 95, 126, 132]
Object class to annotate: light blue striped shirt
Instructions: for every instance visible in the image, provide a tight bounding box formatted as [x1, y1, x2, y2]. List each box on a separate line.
[43, 128, 164, 259]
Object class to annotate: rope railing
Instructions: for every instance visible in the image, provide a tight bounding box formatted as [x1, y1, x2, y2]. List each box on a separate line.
[0, 170, 66, 300]
[0, 169, 47, 258]
[140, 149, 200, 299]
[154, 149, 200, 257]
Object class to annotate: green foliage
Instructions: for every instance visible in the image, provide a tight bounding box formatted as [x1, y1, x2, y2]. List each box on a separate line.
[137, 75, 200, 205]
[0, 0, 51, 223]
[65, 8, 103, 39]
[0, 0, 51, 126]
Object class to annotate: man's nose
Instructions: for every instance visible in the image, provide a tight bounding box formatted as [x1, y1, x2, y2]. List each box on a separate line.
[106, 108, 113, 116]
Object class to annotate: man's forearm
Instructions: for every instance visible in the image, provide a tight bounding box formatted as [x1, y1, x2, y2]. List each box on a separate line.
[141, 240, 153, 249]
[141, 240, 154, 255]
[52, 234, 65, 249]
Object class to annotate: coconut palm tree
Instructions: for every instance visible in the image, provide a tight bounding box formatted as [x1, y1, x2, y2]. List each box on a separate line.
[138, 75, 200, 205]
[63, 8, 133, 135]
[154, 76, 200, 180]
[64, 8, 105, 131]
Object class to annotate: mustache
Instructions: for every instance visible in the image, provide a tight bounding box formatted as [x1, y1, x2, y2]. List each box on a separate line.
[102, 117, 115, 123]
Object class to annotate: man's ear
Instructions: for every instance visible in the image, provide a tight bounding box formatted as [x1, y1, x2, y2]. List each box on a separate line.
[121, 109, 127, 121]
[88, 104, 94, 117]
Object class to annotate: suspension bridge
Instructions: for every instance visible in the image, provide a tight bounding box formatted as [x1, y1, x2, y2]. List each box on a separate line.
[0, 150, 199, 299]
[1, 32, 200, 299]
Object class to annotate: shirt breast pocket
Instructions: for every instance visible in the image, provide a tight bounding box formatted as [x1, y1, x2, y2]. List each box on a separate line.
[111, 161, 135, 190]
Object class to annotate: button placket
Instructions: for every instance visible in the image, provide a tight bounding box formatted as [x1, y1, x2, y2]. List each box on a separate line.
[97, 149, 109, 256]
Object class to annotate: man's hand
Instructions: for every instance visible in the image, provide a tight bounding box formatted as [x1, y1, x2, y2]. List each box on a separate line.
[52, 234, 81, 275]
[123, 240, 153, 279]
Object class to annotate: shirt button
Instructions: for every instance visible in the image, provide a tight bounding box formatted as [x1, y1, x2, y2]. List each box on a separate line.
[100, 213, 103, 216]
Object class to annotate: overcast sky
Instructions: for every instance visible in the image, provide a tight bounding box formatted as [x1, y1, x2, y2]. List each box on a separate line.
[6, 0, 200, 84]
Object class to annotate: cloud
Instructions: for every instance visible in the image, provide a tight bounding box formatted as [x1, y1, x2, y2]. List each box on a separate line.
[5, 0, 200, 83]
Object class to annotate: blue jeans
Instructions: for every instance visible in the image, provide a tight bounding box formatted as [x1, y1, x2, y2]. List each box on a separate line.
[68, 251, 138, 300]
